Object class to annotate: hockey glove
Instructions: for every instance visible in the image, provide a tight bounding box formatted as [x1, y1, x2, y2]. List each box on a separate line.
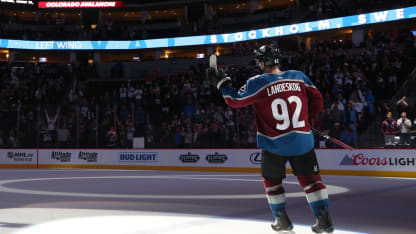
[206, 67, 231, 90]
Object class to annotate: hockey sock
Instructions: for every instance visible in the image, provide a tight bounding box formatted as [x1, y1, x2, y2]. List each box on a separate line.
[297, 175, 329, 218]
[263, 177, 286, 218]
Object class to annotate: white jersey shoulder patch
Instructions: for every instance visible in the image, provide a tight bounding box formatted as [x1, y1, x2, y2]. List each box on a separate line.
[248, 75, 260, 80]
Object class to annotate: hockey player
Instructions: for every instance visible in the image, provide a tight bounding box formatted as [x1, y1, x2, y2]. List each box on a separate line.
[207, 44, 334, 233]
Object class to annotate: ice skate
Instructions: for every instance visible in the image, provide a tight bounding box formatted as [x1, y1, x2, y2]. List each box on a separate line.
[311, 206, 334, 233]
[271, 208, 293, 232]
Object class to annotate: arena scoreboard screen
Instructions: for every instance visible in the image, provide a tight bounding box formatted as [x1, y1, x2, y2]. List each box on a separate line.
[38, 0, 124, 8]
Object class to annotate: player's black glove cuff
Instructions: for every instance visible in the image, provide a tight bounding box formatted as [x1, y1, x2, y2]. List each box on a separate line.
[217, 77, 231, 90]
[207, 67, 231, 90]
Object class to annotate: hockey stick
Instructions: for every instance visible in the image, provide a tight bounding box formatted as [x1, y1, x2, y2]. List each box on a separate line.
[311, 127, 354, 150]
[209, 54, 217, 70]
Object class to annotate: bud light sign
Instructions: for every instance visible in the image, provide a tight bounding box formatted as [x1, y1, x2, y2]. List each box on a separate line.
[119, 152, 158, 162]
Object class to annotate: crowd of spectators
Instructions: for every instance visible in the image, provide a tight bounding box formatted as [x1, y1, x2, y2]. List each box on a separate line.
[380, 68, 416, 147]
[0, 29, 414, 148]
[382, 110, 416, 146]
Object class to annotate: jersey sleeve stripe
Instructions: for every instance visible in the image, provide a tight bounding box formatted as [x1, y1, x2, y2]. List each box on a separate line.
[305, 83, 317, 89]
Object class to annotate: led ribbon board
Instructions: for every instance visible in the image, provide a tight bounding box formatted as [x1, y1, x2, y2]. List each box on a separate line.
[0, 6, 415, 50]
[38, 1, 124, 8]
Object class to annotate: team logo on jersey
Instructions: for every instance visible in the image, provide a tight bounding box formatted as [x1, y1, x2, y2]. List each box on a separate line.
[238, 85, 246, 94]
[250, 152, 262, 164]
[206, 152, 227, 163]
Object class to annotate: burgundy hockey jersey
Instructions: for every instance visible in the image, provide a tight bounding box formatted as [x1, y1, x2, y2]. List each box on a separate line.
[221, 70, 323, 156]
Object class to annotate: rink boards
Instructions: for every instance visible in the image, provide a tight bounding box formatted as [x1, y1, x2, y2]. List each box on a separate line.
[0, 149, 415, 177]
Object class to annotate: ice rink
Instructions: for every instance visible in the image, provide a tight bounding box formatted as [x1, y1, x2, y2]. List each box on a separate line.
[0, 169, 414, 234]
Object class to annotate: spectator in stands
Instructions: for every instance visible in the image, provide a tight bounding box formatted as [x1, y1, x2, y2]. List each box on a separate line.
[126, 123, 135, 148]
[351, 96, 364, 120]
[365, 90, 376, 116]
[119, 104, 129, 121]
[56, 124, 71, 148]
[343, 102, 358, 139]
[119, 83, 127, 103]
[328, 122, 342, 148]
[128, 82, 135, 106]
[339, 125, 356, 147]
[0, 130, 5, 148]
[8, 129, 16, 147]
[183, 127, 193, 147]
[396, 96, 409, 114]
[247, 124, 257, 147]
[382, 112, 397, 146]
[331, 95, 345, 112]
[174, 127, 183, 147]
[134, 85, 143, 106]
[396, 112, 412, 146]
[106, 127, 117, 148]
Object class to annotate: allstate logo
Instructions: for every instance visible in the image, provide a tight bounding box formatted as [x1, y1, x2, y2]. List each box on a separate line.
[250, 152, 262, 164]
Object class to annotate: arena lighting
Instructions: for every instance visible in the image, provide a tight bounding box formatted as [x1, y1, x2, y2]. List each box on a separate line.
[38, 1, 124, 8]
[0, 6, 415, 50]
[0, 0, 34, 4]
[196, 53, 205, 59]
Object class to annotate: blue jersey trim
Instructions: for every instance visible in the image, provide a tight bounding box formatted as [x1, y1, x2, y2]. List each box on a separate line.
[223, 70, 313, 101]
[257, 131, 315, 156]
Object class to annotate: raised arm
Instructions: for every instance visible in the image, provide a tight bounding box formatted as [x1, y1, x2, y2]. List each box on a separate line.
[221, 77, 264, 108]
[206, 63, 264, 109]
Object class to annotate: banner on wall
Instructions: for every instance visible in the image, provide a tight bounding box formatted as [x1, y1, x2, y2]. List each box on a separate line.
[0, 149, 37, 165]
[40, 149, 100, 164]
[1, 149, 415, 174]
[317, 149, 416, 171]
[37, 149, 262, 168]
[36, 149, 416, 172]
